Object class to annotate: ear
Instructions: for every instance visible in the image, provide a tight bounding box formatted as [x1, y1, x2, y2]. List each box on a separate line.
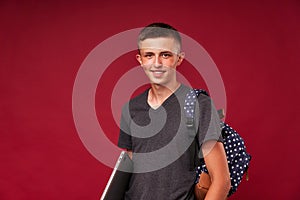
[136, 54, 142, 65]
[176, 52, 185, 66]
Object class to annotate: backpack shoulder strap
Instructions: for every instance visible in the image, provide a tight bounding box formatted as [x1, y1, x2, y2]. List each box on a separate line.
[184, 89, 209, 171]
[184, 89, 208, 128]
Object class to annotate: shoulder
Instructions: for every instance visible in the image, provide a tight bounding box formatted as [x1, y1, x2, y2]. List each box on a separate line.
[193, 89, 215, 114]
[185, 88, 213, 106]
[175, 84, 192, 98]
[121, 88, 149, 114]
[129, 88, 149, 110]
[129, 88, 149, 105]
[190, 89, 212, 103]
[197, 92, 212, 103]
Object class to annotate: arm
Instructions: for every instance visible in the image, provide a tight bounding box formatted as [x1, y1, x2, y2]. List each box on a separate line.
[127, 150, 133, 160]
[202, 140, 231, 200]
[118, 103, 133, 158]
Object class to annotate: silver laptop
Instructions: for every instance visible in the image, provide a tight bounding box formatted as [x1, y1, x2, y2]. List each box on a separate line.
[100, 151, 133, 200]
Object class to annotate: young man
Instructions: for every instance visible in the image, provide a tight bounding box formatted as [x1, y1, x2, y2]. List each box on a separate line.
[118, 23, 230, 199]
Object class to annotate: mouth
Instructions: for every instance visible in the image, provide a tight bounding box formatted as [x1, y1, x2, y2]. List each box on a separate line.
[150, 70, 166, 74]
[150, 70, 166, 77]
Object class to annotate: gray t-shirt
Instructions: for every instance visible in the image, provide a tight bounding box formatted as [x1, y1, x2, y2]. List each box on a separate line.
[118, 84, 222, 200]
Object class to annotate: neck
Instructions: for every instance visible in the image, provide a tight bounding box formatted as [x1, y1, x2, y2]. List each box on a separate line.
[148, 82, 181, 108]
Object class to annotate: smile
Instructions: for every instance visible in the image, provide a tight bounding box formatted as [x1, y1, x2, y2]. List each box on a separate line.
[150, 70, 166, 78]
[151, 70, 165, 74]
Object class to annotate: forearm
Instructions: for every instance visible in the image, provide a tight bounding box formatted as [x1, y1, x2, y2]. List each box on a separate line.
[204, 177, 230, 200]
[202, 141, 231, 199]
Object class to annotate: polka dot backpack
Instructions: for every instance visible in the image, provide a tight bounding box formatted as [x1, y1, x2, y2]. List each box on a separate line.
[184, 89, 251, 197]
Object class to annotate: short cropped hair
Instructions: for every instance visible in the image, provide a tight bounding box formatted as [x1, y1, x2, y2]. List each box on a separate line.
[137, 22, 182, 52]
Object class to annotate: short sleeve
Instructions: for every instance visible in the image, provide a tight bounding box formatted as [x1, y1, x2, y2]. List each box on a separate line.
[118, 103, 132, 150]
[196, 94, 222, 145]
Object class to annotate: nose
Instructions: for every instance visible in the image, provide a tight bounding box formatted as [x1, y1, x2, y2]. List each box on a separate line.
[154, 55, 162, 68]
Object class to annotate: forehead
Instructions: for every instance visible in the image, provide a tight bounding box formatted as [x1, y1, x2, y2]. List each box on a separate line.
[139, 37, 180, 53]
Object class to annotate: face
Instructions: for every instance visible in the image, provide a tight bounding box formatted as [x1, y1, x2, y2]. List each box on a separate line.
[136, 37, 184, 87]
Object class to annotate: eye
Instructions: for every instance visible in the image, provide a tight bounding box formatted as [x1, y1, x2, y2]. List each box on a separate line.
[144, 54, 153, 59]
[161, 53, 172, 58]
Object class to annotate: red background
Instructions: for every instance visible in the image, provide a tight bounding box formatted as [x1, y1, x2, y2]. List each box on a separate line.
[1, 1, 300, 199]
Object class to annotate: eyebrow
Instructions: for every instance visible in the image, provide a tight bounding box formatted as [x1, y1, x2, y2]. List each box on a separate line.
[160, 51, 173, 54]
[141, 50, 174, 55]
